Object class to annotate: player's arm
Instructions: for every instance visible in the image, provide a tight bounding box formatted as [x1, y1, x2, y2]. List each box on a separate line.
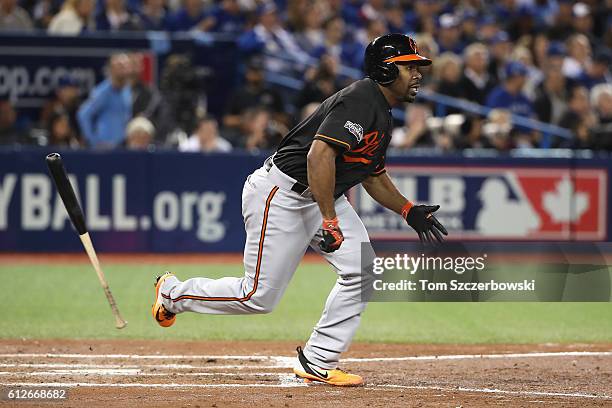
[307, 140, 337, 219]
[362, 173, 448, 243]
[307, 140, 344, 252]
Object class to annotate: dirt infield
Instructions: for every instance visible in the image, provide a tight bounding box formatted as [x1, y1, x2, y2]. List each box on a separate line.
[0, 340, 610, 407]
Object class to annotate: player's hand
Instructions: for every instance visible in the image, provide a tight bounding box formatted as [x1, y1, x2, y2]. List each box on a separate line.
[403, 203, 448, 244]
[319, 217, 344, 253]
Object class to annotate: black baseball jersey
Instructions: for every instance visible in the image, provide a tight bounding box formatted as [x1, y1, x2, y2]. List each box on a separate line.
[273, 78, 393, 198]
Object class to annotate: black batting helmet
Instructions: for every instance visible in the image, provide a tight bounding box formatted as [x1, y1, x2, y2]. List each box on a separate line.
[364, 33, 432, 86]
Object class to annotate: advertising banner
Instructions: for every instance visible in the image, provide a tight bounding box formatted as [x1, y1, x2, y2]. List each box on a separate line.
[1, 150, 610, 252]
[349, 164, 607, 241]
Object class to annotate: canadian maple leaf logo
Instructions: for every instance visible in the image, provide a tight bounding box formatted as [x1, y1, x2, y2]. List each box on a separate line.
[542, 177, 589, 223]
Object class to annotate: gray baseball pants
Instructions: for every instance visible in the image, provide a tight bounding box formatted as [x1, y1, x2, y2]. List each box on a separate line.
[160, 163, 375, 369]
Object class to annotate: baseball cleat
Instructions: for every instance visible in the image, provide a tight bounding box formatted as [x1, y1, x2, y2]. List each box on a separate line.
[293, 346, 363, 386]
[152, 272, 176, 327]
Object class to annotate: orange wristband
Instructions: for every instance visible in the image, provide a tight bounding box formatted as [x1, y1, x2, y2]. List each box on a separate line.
[401, 201, 414, 219]
[322, 217, 339, 230]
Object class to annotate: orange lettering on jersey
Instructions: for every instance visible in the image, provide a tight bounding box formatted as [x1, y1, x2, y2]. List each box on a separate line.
[342, 131, 383, 165]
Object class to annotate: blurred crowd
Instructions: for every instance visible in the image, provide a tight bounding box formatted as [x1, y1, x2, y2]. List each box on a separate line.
[0, 0, 611, 151]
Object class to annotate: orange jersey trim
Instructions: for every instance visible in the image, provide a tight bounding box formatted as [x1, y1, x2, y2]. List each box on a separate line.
[343, 155, 372, 164]
[168, 186, 279, 303]
[315, 134, 352, 151]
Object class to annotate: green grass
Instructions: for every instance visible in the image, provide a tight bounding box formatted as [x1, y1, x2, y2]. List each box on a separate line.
[3, 262, 612, 343]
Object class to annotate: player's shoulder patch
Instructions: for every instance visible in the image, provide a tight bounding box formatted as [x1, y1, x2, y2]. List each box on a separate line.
[344, 120, 364, 143]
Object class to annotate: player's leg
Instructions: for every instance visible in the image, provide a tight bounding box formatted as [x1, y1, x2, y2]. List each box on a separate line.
[158, 167, 318, 316]
[301, 196, 375, 370]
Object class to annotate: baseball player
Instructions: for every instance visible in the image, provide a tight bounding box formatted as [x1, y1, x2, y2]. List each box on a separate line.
[152, 33, 447, 386]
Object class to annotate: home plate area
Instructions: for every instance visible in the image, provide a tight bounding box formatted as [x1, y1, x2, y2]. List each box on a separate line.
[0, 340, 610, 407]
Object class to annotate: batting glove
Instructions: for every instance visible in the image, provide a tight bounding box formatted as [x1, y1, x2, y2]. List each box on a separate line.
[402, 202, 448, 244]
[319, 217, 344, 253]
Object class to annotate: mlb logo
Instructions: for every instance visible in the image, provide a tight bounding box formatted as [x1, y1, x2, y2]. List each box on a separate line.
[351, 166, 608, 241]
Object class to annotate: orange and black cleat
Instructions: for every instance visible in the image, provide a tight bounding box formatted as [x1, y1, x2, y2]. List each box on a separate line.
[151, 272, 176, 327]
[293, 346, 363, 386]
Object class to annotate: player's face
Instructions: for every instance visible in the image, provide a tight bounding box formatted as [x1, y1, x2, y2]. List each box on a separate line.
[392, 63, 423, 103]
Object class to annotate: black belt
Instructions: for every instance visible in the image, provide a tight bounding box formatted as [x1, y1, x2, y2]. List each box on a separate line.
[264, 157, 309, 195]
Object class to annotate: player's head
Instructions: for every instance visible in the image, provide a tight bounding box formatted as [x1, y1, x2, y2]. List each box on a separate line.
[365, 33, 432, 103]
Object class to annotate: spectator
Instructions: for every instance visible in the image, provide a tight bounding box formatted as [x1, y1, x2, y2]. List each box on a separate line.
[511, 45, 543, 101]
[0, 99, 27, 145]
[179, 115, 232, 153]
[385, 3, 406, 34]
[357, 0, 385, 27]
[459, 43, 496, 105]
[0, 0, 34, 31]
[459, 9, 478, 45]
[293, 1, 324, 54]
[31, 0, 59, 29]
[310, 15, 361, 69]
[47, 112, 80, 147]
[548, 0, 574, 41]
[125, 116, 154, 149]
[157, 54, 203, 143]
[237, 2, 308, 73]
[531, 32, 550, 70]
[222, 57, 285, 140]
[95, 0, 141, 31]
[353, 18, 387, 69]
[166, 0, 209, 31]
[129, 52, 161, 122]
[433, 52, 463, 114]
[571, 2, 596, 46]
[436, 13, 465, 54]
[486, 61, 534, 119]
[534, 61, 568, 126]
[506, 5, 536, 41]
[563, 33, 591, 79]
[48, 0, 95, 34]
[40, 75, 82, 141]
[476, 14, 500, 43]
[591, 83, 612, 149]
[577, 50, 612, 90]
[390, 103, 434, 149]
[413, 33, 438, 90]
[206, 0, 245, 34]
[137, 0, 166, 31]
[405, 0, 439, 35]
[591, 84, 612, 125]
[482, 108, 513, 151]
[558, 85, 598, 149]
[77, 53, 132, 148]
[487, 31, 512, 83]
[241, 107, 282, 152]
[295, 54, 340, 109]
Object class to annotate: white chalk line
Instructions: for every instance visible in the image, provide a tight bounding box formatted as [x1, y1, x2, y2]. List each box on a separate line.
[1, 381, 610, 400]
[370, 384, 611, 400]
[0, 370, 281, 377]
[0, 381, 307, 389]
[1, 351, 610, 363]
[0, 363, 290, 370]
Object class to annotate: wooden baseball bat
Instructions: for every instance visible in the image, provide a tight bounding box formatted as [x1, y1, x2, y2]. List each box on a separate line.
[45, 153, 127, 329]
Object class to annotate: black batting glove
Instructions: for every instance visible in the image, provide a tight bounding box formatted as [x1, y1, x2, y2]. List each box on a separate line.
[319, 217, 344, 253]
[402, 202, 448, 244]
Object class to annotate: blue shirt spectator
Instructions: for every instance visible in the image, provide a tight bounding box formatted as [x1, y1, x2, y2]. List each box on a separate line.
[137, 0, 167, 31]
[238, 3, 308, 72]
[207, 0, 244, 34]
[78, 54, 132, 148]
[166, 0, 208, 32]
[486, 61, 534, 118]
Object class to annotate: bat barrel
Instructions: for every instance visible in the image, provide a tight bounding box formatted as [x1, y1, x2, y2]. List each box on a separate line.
[46, 153, 88, 235]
